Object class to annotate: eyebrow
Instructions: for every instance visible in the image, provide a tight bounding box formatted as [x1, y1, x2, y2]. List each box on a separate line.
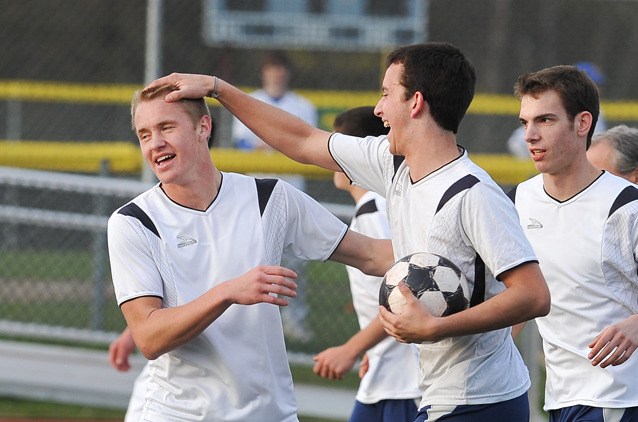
[520, 112, 558, 123]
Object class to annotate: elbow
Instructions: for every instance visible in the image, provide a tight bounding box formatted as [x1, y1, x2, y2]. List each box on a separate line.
[137, 342, 163, 361]
[538, 293, 551, 317]
[135, 335, 169, 360]
[361, 255, 390, 278]
[532, 288, 551, 318]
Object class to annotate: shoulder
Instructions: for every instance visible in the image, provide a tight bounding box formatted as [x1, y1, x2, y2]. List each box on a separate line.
[507, 174, 543, 203]
[110, 187, 160, 224]
[599, 173, 638, 217]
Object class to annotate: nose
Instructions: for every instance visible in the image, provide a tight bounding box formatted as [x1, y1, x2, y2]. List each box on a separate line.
[524, 124, 539, 144]
[373, 101, 383, 118]
[149, 131, 166, 149]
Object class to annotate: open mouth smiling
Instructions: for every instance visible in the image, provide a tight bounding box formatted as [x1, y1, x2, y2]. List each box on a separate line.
[156, 154, 175, 165]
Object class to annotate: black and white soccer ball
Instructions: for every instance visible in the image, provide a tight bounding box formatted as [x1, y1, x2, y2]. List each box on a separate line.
[379, 252, 470, 317]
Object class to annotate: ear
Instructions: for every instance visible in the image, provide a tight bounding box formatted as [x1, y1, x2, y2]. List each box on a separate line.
[198, 115, 212, 143]
[411, 91, 427, 118]
[575, 111, 593, 137]
[629, 168, 638, 185]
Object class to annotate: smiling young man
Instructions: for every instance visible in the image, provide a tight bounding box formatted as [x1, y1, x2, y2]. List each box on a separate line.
[107, 86, 394, 421]
[508, 65, 638, 422]
[144, 42, 550, 421]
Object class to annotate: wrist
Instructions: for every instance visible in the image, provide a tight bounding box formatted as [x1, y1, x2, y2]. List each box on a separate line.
[207, 76, 220, 99]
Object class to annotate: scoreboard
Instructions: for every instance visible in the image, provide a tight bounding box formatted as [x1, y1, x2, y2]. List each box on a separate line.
[202, 0, 428, 51]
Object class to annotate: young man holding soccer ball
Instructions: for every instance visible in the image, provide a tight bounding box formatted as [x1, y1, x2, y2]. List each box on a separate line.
[509, 65, 638, 421]
[107, 85, 394, 421]
[145, 42, 550, 421]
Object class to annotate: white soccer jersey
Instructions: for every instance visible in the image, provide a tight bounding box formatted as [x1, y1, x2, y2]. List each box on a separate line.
[232, 89, 317, 150]
[346, 191, 421, 404]
[107, 172, 348, 422]
[511, 172, 638, 411]
[329, 134, 536, 409]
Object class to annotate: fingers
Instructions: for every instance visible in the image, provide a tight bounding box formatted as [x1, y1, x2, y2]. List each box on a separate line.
[378, 305, 405, 343]
[142, 74, 178, 96]
[358, 354, 369, 379]
[231, 266, 298, 306]
[267, 274, 298, 300]
[588, 328, 637, 368]
[142, 73, 215, 103]
[312, 349, 350, 380]
[312, 358, 342, 380]
[108, 345, 131, 372]
[398, 280, 414, 300]
[267, 269, 299, 306]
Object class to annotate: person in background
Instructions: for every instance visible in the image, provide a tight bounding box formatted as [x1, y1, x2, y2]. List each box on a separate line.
[232, 50, 317, 150]
[587, 124, 638, 183]
[232, 50, 318, 341]
[313, 106, 420, 422]
[507, 61, 607, 158]
[509, 65, 638, 421]
[107, 84, 394, 420]
[144, 41, 551, 422]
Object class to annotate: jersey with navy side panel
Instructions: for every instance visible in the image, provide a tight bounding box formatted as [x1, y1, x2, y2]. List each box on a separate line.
[107, 172, 347, 422]
[512, 172, 638, 411]
[329, 133, 536, 410]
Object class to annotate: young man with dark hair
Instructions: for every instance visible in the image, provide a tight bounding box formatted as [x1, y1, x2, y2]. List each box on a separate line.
[510, 65, 638, 421]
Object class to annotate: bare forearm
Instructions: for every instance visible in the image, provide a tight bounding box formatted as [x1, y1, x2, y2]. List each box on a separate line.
[215, 79, 339, 170]
[123, 286, 232, 360]
[332, 232, 394, 277]
[429, 264, 549, 341]
[122, 265, 297, 359]
[143, 72, 339, 171]
[344, 317, 388, 357]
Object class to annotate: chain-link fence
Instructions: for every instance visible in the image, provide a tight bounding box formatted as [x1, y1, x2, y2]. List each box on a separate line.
[0, 165, 357, 355]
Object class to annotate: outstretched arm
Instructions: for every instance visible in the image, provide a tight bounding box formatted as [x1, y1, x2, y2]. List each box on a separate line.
[330, 230, 394, 277]
[143, 73, 341, 172]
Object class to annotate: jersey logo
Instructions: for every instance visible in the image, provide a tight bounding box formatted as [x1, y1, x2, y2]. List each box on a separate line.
[526, 218, 543, 229]
[177, 235, 197, 248]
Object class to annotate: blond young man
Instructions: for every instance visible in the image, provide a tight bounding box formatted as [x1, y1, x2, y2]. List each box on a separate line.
[107, 86, 393, 421]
